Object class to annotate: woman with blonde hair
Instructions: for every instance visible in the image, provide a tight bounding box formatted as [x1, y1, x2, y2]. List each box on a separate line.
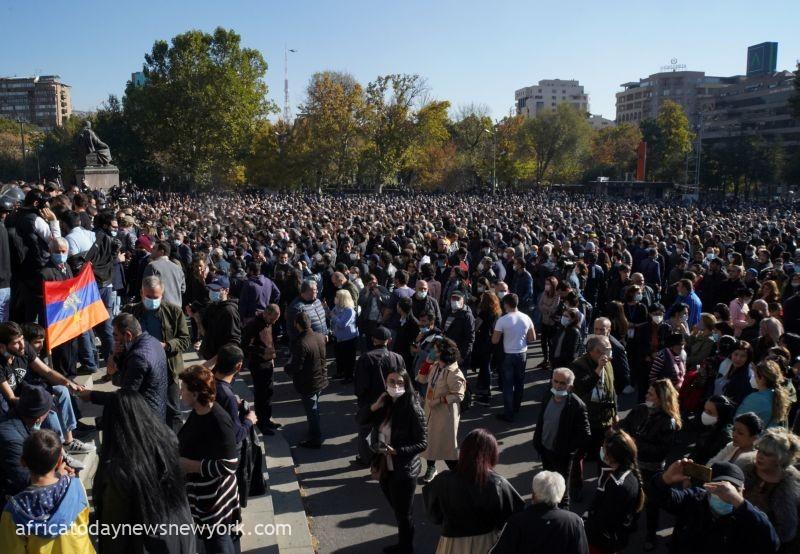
[620, 378, 681, 550]
[740, 428, 800, 546]
[330, 288, 358, 383]
[735, 360, 790, 428]
[759, 280, 781, 305]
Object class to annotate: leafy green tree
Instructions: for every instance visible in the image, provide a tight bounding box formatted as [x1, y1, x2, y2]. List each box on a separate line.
[589, 123, 642, 180]
[123, 27, 273, 189]
[640, 100, 694, 182]
[450, 104, 492, 189]
[361, 74, 427, 190]
[517, 104, 591, 184]
[405, 100, 455, 190]
[293, 71, 366, 190]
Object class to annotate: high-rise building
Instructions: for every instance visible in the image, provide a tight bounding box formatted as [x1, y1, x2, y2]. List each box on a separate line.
[515, 79, 589, 118]
[699, 70, 799, 148]
[615, 69, 736, 128]
[130, 71, 147, 87]
[0, 75, 72, 129]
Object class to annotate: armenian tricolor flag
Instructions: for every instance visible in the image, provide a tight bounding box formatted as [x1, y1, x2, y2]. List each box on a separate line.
[43, 262, 109, 349]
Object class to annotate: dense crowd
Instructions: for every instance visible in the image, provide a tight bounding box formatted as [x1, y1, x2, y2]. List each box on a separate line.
[0, 180, 799, 553]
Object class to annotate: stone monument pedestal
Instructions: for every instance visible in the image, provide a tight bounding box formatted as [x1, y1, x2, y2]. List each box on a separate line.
[76, 165, 120, 191]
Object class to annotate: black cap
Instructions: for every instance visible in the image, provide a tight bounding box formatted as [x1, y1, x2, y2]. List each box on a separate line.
[710, 462, 744, 488]
[16, 385, 53, 419]
[372, 326, 392, 341]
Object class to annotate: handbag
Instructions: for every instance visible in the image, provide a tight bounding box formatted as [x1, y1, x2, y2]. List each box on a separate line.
[370, 454, 388, 481]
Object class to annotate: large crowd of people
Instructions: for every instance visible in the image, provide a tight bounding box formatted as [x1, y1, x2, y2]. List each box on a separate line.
[0, 179, 799, 553]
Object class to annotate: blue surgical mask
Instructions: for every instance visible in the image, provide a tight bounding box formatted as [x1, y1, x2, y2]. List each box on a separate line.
[551, 387, 568, 397]
[708, 493, 734, 516]
[52, 252, 68, 264]
[209, 291, 222, 302]
[143, 297, 161, 311]
[32, 421, 42, 431]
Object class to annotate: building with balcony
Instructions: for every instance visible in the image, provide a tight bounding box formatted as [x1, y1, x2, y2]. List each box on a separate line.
[0, 75, 72, 129]
[515, 79, 589, 118]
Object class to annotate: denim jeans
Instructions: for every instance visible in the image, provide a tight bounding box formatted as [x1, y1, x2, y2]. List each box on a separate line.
[300, 391, 322, 444]
[0, 287, 10, 322]
[51, 385, 77, 435]
[94, 284, 115, 361]
[76, 331, 98, 372]
[501, 353, 527, 419]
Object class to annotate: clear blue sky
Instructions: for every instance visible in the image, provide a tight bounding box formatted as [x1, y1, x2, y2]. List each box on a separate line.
[2, 0, 798, 120]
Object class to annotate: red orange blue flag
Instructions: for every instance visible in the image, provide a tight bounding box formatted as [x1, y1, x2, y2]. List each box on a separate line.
[43, 262, 109, 349]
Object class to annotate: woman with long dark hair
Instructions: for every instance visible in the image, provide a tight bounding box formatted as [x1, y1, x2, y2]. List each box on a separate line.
[536, 276, 560, 370]
[357, 368, 427, 554]
[423, 429, 524, 553]
[585, 430, 645, 554]
[473, 292, 503, 405]
[94, 390, 195, 553]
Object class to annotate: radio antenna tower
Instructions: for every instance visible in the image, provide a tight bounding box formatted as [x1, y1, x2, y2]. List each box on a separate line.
[283, 45, 297, 122]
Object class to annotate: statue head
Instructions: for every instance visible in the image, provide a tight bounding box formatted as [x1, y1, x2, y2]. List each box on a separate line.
[83, 120, 92, 129]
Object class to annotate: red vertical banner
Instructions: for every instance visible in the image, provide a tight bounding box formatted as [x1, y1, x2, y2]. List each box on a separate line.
[636, 141, 647, 181]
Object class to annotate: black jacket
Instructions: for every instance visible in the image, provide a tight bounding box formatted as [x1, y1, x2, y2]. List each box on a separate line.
[490, 503, 589, 554]
[90, 332, 169, 421]
[423, 470, 524, 538]
[533, 392, 590, 458]
[551, 325, 582, 367]
[199, 300, 241, 360]
[0, 221, 10, 288]
[354, 346, 406, 406]
[443, 308, 475, 363]
[585, 468, 641, 551]
[651, 470, 779, 554]
[356, 398, 427, 478]
[285, 330, 328, 397]
[393, 317, 420, 372]
[690, 423, 733, 465]
[620, 404, 677, 469]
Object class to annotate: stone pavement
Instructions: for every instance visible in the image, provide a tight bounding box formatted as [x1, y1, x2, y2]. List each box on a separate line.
[268, 342, 676, 553]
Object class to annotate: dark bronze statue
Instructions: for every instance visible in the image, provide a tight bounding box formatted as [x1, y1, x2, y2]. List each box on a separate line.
[75, 120, 112, 167]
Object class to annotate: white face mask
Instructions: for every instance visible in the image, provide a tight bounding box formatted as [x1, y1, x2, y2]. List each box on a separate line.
[551, 387, 568, 397]
[416, 290, 427, 299]
[560, 315, 571, 327]
[387, 385, 405, 399]
[645, 400, 656, 409]
[496, 291, 507, 299]
[701, 412, 718, 426]
[651, 315, 663, 324]
[750, 374, 759, 389]
[450, 300, 462, 311]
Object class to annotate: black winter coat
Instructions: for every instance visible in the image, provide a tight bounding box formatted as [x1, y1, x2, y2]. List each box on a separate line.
[443, 308, 475, 363]
[585, 468, 641, 551]
[620, 404, 677, 470]
[285, 330, 328, 397]
[354, 347, 406, 407]
[423, 470, 524, 537]
[490, 503, 588, 554]
[533, 392, 590, 458]
[356, 398, 427, 478]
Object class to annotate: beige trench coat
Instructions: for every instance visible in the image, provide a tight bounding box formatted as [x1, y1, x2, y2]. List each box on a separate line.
[420, 362, 466, 461]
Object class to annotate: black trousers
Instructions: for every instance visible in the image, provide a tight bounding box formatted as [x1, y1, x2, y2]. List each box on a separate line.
[540, 448, 574, 509]
[250, 358, 275, 424]
[641, 468, 660, 540]
[380, 472, 416, 553]
[166, 379, 182, 431]
[334, 338, 358, 379]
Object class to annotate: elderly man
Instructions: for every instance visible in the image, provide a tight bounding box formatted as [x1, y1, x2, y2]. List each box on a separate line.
[592, 317, 634, 395]
[411, 279, 441, 326]
[490, 471, 588, 553]
[81, 313, 168, 421]
[285, 280, 327, 346]
[532, 368, 590, 509]
[331, 271, 358, 307]
[570, 334, 618, 500]
[122, 275, 190, 430]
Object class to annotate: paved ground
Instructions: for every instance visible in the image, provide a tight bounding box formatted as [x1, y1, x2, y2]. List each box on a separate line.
[265, 342, 678, 553]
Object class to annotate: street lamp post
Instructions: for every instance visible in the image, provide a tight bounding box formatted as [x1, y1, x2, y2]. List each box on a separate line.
[18, 118, 26, 180]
